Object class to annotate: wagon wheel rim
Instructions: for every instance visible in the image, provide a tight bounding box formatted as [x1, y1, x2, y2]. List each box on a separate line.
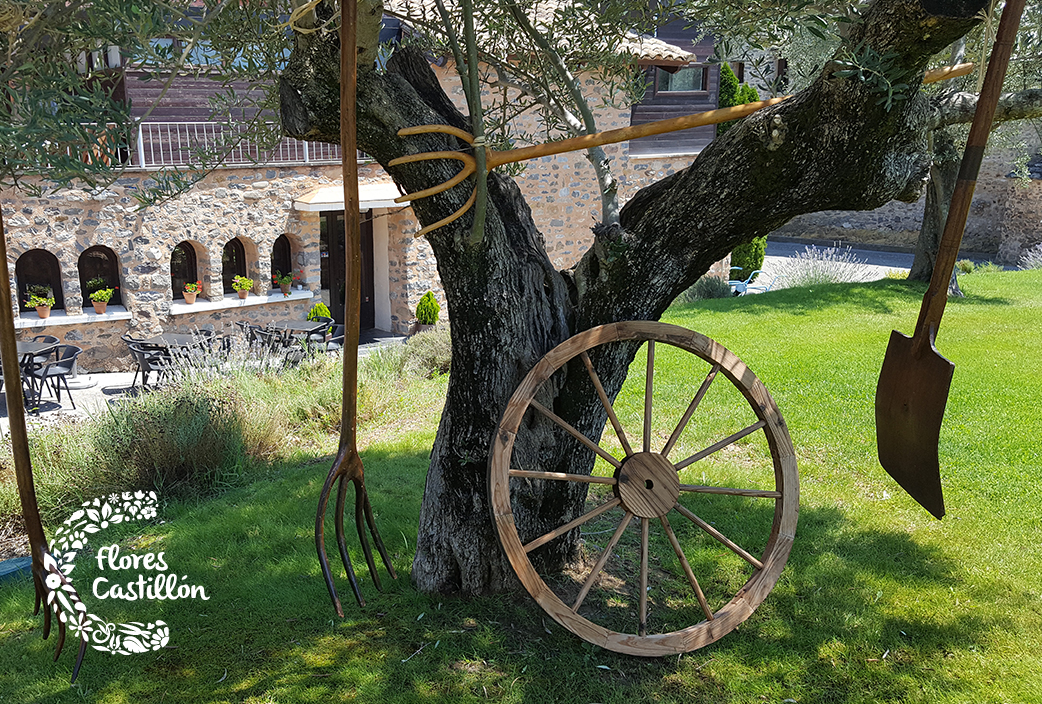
[489, 321, 798, 656]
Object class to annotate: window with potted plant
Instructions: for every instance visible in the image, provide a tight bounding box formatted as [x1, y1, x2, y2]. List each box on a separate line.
[232, 275, 254, 299]
[183, 280, 202, 304]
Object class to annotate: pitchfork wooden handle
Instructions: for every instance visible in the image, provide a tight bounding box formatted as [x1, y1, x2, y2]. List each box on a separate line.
[389, 63, 974, 238]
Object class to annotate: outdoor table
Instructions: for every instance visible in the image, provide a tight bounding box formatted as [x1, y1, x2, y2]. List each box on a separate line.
[142, 333, 200, 349]
[266, 321, 327, 335]
[15, 340, 58, 360]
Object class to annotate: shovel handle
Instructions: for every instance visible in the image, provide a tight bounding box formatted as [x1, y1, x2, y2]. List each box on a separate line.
[913, 0, 1025, 355]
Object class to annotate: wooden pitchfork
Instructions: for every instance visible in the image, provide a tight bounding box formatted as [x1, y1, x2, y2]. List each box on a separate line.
[315, 0, 397, 616]
[389, 64, 974, 237]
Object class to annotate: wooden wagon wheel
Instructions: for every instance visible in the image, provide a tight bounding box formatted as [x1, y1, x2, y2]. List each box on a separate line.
[490, 321, 798, 656]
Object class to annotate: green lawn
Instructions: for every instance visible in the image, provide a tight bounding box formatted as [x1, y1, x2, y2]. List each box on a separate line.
[1, 269, 1040, 703]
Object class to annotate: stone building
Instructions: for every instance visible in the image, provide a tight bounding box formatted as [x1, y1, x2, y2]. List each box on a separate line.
[4, 12, 734, 371]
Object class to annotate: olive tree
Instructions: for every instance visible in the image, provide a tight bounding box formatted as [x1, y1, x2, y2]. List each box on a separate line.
[271, 0, 1042, 596]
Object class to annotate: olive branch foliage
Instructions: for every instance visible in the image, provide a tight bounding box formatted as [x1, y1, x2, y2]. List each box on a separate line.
[5, 0, 1042, 210]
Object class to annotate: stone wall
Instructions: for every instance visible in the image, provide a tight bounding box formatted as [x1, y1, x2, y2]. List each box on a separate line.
[771, 147, 1042, 263]
[997, 178, 1042, 264]
[432, 65, 714, 269]
[2, 163, 406, 369]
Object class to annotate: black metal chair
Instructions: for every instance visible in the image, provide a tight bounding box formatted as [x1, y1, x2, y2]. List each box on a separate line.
[28, 335, 59, 368]
[28, 345, 83, 409]
[324, 325, 346, 353]
[126, 342, 174, 390]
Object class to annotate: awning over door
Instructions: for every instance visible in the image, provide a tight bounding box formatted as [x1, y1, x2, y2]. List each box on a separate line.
[293, 182, 402, 211]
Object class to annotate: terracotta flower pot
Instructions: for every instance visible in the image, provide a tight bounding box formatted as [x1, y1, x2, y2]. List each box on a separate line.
[183, 291, 197, 304]
[280, 284, 291, 296]
[92, 301, 107, 314]
[237, 289, 249, 300]
[35, 305, 51, 319]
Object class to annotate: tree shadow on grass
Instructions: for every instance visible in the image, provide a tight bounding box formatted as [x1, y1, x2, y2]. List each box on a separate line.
[673, 279, 1014, 322]
[0, 450, 1007, 704]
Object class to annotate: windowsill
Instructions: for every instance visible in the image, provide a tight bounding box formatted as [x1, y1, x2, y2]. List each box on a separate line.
[627, 149, 703, 160]
[170, 289, 316, 316]
[13, 305, 133, 329]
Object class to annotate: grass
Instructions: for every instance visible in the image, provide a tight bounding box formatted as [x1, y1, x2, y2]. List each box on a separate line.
[1, 269, 1041, 702]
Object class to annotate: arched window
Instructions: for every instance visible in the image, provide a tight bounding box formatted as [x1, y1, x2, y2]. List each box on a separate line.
[15, 249, 64, 311]
[78, 245, 122, 306]
[221, 238, 247, 294]
[271, 234, 292, 290]
[171, 241, 197, 300]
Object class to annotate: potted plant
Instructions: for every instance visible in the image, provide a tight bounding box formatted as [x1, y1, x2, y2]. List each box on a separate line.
[89, 286, 117, 314]
[27, 293, 55, 319]
[413, 291, 440, 334]
[232, 275, 254, 299]
[183, 280, 202, 304]
[272, 270, 298, 296]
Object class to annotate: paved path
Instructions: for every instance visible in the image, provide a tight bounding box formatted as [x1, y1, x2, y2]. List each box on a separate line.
[0, 328, 407, 435]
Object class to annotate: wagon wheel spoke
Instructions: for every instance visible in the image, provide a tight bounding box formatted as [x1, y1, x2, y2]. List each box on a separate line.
[580, 351, 633, 457]
[639, 517, 650, 636]
[531, 399, 621, 468]
[661, 364, 720, 458]
[678, 484, 781, 499]
[674, 420, 768, 471]
[673, 503, 764, 570]
[523, 498, 621, 553]
[509, 469, 617, 486]
[572, 512, 633, 612]
[642, 341, 656, 453]
[659, 514, 713, 621]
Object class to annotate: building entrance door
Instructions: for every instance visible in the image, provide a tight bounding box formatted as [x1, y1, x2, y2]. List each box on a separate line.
[320, 210, 375, 328]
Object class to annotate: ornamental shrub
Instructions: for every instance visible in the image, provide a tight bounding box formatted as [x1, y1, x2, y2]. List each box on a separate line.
[717, 65, 760, 136]
[416, 291, 440, 326]
[675, 275, 733, 304]
[307, 302, 332, 321]
[718, 62, 739, 112]
[730, 236, 767, 282]
[1019, 243, 1042, 270]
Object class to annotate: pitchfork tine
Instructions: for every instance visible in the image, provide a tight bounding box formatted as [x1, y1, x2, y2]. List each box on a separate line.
[353, 478, 381, 592]
[315, 462, 345, 617]
[71, 637, 87, 683]
[335, 473, 364, 607]
[53, 615, 66, 661]
[361, 484, 397, 580]
[42, 595, 51, 639]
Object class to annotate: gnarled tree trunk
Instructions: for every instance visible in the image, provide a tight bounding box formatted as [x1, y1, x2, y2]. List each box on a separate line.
[280, 0, 988, 595]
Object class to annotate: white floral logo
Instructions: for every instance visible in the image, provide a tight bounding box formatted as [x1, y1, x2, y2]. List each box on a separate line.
[44, 490, 207, 656]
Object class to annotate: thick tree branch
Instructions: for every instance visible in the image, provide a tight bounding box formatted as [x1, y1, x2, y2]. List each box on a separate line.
[933, 88, 1042, 127]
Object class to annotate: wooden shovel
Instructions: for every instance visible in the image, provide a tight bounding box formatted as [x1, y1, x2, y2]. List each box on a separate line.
[875, 0, 1025, 520]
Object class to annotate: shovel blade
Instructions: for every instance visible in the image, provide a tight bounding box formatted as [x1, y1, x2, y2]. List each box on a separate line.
[874, 330, 953, 519]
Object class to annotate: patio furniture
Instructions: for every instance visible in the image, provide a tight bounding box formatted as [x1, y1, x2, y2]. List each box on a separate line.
[268, 320, 326, 354]
[323, 325, 346, 353]
[126, 342, 175, 390]
[728, 267, 783, 296]
[28, 345, 83, 409]
[255, 326, 308, 366]
[13, 339, 60, 408]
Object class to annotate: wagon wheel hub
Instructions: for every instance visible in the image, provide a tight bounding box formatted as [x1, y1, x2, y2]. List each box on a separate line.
[615, 452, 680, 518]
